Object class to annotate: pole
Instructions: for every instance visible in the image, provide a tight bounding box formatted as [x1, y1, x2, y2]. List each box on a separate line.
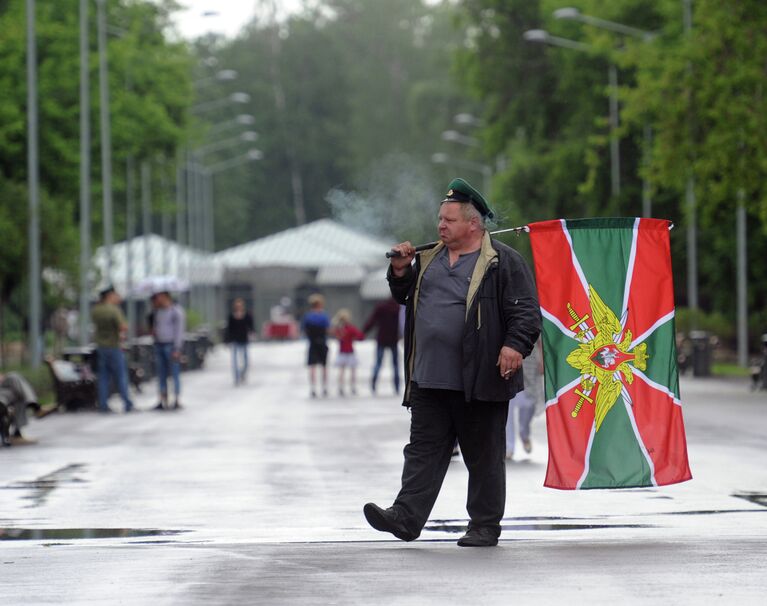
[205, 171, 215, 325]
[608, 64, 621, 200]
[686, 178, 698, 310]
[642, 125, 653, 217]
[683, 0, 698, 314]
[186, 158, 196, 313]
[126, 157, 136, 339]
[141, 160, 151, 279]
[175, 151, 186, 278]
[160, 163, 170, 271]
[78, 0, 91, 346]
[26, 0, 41, 367]
[96, 0, 114, 281]
[736, 191, 748, 367]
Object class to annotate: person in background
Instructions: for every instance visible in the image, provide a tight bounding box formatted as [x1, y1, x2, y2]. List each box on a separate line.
[151, 291, 186, 410]
[226, 298, 255, 385]
[332, 309, 365, 396]
[91, 286, 133, 414]
[302, 294, 330, 398]
[506, 339, 544, 460]
[0, 372, 39, 445]
[363, 297, 402, 395]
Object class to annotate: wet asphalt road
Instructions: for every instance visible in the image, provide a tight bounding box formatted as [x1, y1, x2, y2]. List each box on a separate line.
[1, 341, 766, 605]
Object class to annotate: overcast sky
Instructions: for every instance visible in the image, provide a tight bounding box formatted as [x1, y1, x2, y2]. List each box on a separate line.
[171, 1, 304, 40]
[171, 0, 446, 40]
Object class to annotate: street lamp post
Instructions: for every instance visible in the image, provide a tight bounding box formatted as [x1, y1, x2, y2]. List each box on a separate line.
[141, 160, 152, 279]
[191, 92, 251, 114]
[207, 114, 256, 137]
[26, 0, 41, 367]
[553, 7, 656, 40]
[523, 29, 621, 200]
[196, 150, 263, 324]
[432, 153, 492, 195]
[125, 157, 136, 339]
[441, 130, 479, 148]
[553, 6, 656, 216]
[79, 0, 91, 346]
[194, 69, 238, 89]
[97, 0, 114, 281]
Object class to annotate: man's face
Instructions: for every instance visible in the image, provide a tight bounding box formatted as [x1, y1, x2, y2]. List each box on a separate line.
[438, 202, 474, 247]
[107, 292, 121, 305]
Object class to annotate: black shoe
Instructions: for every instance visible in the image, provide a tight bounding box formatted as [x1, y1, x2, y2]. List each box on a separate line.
[172, 401, 182, 410]
[363, 503, 417, 542]
[457, 526, 499, 547]
[153, 402, 166, 411]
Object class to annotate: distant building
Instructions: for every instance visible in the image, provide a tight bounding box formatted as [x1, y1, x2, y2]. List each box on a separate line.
[93, 221, 395, 337]
[213, 219, 393, 333]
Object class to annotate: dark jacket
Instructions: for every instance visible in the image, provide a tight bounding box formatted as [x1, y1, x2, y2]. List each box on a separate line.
[363, 298, 400, 346]
[388, 231, 541, 406]
[226, 312, 255, 344]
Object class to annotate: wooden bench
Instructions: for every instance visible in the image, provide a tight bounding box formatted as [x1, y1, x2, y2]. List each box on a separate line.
[44, 357, 97, 411]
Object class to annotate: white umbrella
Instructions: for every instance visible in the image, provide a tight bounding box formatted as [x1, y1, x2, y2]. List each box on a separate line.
[130, 275, 190, 298]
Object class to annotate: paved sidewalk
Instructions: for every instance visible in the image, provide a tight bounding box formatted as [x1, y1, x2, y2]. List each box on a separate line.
[1, 341, 766, 605]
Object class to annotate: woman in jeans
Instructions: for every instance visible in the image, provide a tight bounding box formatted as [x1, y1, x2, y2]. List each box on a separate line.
[226, 298, 255, 385]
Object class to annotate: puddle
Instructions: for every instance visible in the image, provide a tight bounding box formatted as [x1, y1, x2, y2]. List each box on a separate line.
[424, 523, 651, 533]
[0, 528, 186, 542]
[732, 492, 767, 507]
[1, 464, 88, 508]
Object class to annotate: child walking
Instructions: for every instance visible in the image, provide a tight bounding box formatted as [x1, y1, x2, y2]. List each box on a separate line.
[302, 294, 331, 398]
[332, 309, 365, 396]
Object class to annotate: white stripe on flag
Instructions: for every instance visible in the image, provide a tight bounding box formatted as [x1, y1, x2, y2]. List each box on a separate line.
[561, 219, 590, 298]
[576, 425, 596, 489]
[631, 310, 675, 349]
[544, 376, 582, 409]
[633, 367, 682, 406]
[622, 395, 658, 487]
[621, 218, 641, 322]
[541, 307, 577, 340]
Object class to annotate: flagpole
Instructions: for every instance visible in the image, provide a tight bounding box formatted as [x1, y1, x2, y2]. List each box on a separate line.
[385, 226, 529, 259]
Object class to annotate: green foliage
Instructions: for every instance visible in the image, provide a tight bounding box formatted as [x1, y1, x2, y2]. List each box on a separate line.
[676, 307, 734, 342]
[197, 0, 475, 248]
[457, 0, 767, 337]
[0, 0, 194, 338]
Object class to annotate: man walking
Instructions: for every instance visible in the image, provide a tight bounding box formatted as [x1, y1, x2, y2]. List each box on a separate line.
[151, 291, 186, 410]
[363, 178, 541, 547]
[363, 297, 401, 394]
[91, 286, 133, 413]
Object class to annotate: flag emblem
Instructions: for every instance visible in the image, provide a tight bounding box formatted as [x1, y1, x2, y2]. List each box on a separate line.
[565, 285, 648, 431]
[528, 218, 692, 490]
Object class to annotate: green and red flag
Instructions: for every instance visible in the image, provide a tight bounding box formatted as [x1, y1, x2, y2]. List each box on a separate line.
[528, 218, 692, 490]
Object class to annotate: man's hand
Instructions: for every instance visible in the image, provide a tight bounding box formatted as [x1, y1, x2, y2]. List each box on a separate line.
[496, 346, 523, 380]
[390, 241, 415, 276]
[172, 350, 181, 361]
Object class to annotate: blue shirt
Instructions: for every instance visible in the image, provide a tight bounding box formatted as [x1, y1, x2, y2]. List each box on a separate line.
[302, 311, 330, 345]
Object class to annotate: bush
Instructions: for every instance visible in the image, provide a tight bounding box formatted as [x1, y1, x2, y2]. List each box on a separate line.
[675, 308, 735, 343]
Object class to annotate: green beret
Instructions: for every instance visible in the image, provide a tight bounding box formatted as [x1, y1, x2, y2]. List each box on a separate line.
[442, 177, 494, 220]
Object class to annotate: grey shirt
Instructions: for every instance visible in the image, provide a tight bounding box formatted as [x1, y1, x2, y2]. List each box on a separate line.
[412, 247, 480, 391]
[153, 305, 186, 350]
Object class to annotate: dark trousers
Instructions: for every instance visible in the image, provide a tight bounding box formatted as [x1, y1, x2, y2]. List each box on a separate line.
[393, 384, 509, 538]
